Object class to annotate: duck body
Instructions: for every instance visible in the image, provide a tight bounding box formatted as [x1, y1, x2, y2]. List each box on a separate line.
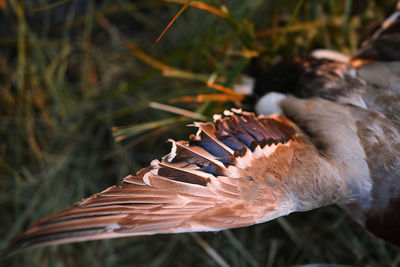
[254, 12, 400, 245]
[339, 64, 400, 245]
[276, 92, 400, 246]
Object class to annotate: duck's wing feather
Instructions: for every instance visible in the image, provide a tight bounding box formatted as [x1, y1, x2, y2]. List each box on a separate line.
[9, 110, 314, 253]
[352, 10, 400, 66]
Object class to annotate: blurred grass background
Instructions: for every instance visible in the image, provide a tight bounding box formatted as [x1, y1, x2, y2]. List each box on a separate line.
[1, 0, 400, 266]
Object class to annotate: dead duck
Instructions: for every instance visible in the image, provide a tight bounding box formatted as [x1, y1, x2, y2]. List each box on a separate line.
[6, 9, 400, 254]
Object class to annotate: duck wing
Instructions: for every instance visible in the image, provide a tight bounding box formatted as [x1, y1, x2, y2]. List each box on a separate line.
[352, 10, 400, 66]
[8, 109, 349, 253]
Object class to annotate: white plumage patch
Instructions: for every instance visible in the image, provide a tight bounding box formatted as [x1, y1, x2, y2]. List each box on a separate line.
[255, 92, 286, 116]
